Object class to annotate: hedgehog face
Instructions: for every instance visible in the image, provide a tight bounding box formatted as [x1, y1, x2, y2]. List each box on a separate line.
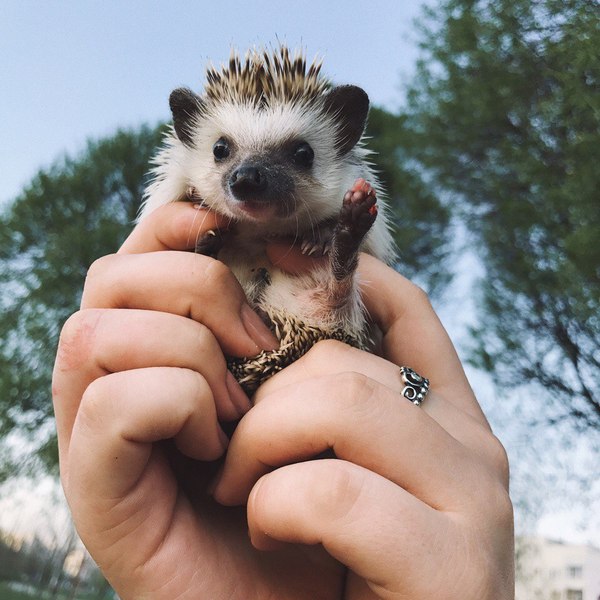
[167, 48, 370, 231]
[180, 100, 346, 226]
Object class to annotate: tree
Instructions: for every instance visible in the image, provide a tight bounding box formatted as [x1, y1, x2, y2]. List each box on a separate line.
[367, 108, 452, 295]
[0, 125, 166, 475]
[0, 111, 452, 473]
[405, 0, 600, 430]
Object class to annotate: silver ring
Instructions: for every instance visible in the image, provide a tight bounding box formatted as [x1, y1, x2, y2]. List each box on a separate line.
[399, 366, 430, 406]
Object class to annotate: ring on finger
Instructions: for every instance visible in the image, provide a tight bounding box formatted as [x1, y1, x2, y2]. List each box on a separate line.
[399, 366, 430, 406]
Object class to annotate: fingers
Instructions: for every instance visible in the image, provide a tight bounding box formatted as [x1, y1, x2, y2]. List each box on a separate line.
[80, 251, 278, 357]
[53, 309, 251, 465]
[247, 460, 450, 598]
[67, 367, 227, 501]
[212, 372, 486, 510]
[111, 202, 279, 355]
[248, 459, 514, 599]
[220, 342, 506, 502]
[357, 254, 487, 425]
[119, 203, 230, 254]
[254, 341, 485, 449]
[265, 243, 485, 424]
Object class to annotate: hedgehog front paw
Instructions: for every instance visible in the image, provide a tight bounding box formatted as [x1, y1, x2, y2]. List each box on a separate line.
[339, 178, 378, 238]
[301, 239, 328, 256]
[329, 179, 378, 281]
[195, 229, 224, 258]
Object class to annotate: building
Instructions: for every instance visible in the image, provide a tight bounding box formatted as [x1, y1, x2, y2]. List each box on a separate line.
[516, 537, 600, 600]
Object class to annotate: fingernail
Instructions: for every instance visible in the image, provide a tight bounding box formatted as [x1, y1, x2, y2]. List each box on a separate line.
[226, 371, 252, 416]
[240, 304, 279, 351]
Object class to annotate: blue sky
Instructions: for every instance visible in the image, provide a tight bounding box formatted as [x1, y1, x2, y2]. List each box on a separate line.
[1, 0, 426, 205]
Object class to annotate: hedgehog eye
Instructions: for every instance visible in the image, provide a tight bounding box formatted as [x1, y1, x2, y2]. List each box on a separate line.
[293, 142, 314, 168]
[213, 137, 230, 161]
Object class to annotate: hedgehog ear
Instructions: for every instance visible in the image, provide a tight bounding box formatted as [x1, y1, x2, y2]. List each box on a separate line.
[169, 88, 203, 147]
[323, 85, 369, 155]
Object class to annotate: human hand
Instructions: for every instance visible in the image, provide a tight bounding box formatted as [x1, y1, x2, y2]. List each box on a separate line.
[53, 202, 514, 599]
[53, 203, 346, 599]
[211, 247, 515, 599]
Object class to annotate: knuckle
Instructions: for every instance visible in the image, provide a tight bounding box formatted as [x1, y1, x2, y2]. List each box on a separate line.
[482, 478, 514, 533]
[474, 452, 513, 529]
[335, 371, 375, 406]
[407, 281, 432, 308]
[167, 368, 214, 425]
[484, 433, 511, 486]
[55, 309, 104, 373]
[77, 376, 115, 433]
[333, 372, 383, 425]
[194, 321, 222, 356]
[305, 339, 353, 368]
[80, 376, 106, 410]
[85, 253, 117, 282]
[186, 368, 213, 408]
[308, 460, 367, 523]
[201, 257, 238, 296]
[81, 254, 118, 304]
[496, 486, 514, 528]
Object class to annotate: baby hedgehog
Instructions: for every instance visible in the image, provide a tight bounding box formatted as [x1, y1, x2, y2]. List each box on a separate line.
[140, 46, 396, 394]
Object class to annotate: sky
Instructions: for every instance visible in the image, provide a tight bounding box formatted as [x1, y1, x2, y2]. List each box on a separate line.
[0, 0, 425, 206]
[1, 1, 598, 548]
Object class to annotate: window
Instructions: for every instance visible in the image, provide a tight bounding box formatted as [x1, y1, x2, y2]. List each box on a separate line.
[567, 565, 583, 578]
[566, 590, 583, 600]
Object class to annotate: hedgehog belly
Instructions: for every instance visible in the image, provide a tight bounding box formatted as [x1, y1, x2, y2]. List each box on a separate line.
[227, 309, 367, 396]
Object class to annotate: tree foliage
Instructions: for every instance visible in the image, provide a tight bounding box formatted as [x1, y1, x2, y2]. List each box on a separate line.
[0, 112, 452, 473]
[367, 109, 452, 294]
[406, 0, 600, 429]
[0, 125, 166, 474]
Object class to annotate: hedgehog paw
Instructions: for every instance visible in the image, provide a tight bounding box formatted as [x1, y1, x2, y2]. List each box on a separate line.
[339, 178, 378, 238]
[300, 225, 334, 256]
[329, 179, 378, 281]
[195, 229, 224, 258]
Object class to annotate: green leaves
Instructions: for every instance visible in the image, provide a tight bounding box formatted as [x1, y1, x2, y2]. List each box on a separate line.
[0, 124, 166, 474]
[366, 107, 452, 296]
[405, 0, 600, 428]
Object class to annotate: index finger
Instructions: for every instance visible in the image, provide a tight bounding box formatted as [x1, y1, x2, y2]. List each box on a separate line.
[119, 202, 231, 254]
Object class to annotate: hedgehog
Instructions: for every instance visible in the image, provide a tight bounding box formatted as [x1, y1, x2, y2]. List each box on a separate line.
[140, 46, 396, 394]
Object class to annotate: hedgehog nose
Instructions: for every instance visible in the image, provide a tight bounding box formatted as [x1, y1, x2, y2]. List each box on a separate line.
[229, 165, 268, 199]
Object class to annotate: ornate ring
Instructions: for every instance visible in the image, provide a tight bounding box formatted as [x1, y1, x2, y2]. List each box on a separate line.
[399, 366, 430, 406]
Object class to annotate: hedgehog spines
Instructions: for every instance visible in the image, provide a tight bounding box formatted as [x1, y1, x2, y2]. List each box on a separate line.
[204, 46, 329, 108]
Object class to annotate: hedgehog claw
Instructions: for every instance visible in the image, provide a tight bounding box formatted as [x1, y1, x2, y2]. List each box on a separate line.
[299, 222, 335, 258]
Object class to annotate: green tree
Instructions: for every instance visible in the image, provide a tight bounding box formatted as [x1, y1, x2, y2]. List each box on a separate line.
[367, 108, 452, 295]
[405, 0, 600, 429]
[0, 111, 452, 473]
[0, 125, 166, 475]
